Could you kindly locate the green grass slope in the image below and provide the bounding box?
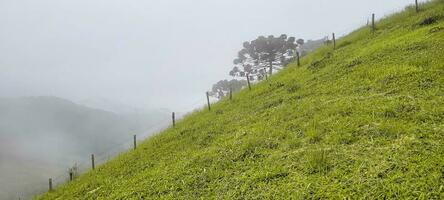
[38,1,444,199]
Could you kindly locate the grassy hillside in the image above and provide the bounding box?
[38,1,444,199]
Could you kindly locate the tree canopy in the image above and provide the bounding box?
[229,34,303,80]
[209,79,247,99]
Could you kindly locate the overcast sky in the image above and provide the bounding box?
[0,0,425,112]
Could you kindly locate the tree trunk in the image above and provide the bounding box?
[269,60,273,75]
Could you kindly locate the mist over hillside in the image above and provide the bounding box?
[36,1,444,198]
[0,96,170,199]
[0,0,434,199]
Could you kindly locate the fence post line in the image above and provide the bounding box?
[133,135,137,150]
[415,0,419,12]
[246,74,251,90]
[296,51,300,66]
[332,33,336,50]
[91,154,95,170]
[172,112,176,127]
[48,178,53,192]
[372,13,376,33]
[229,87,233,100]
[206,92,211,111]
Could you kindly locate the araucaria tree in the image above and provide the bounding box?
[210,79,247,99]
[229,34,303,80]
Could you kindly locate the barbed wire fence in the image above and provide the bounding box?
[14,96,212,199]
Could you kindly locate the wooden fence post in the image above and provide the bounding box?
[48,178,53,191]
[246,74,251,90]
[296,52,300,66]
[172,112,176,127]
[91,154,95,170]
[415,0,419,12]
[206,92,211,111]
[229,88,232,100]
[332,33,336,50]
[133,135,137,150]
[372,13,376,33]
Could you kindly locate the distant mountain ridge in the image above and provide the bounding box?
[0,96,170,199]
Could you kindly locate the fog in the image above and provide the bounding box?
[0,0,424,199]
[0,0,421,111]
[0,96,172,199]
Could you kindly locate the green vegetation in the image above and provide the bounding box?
[38,1,444,199]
